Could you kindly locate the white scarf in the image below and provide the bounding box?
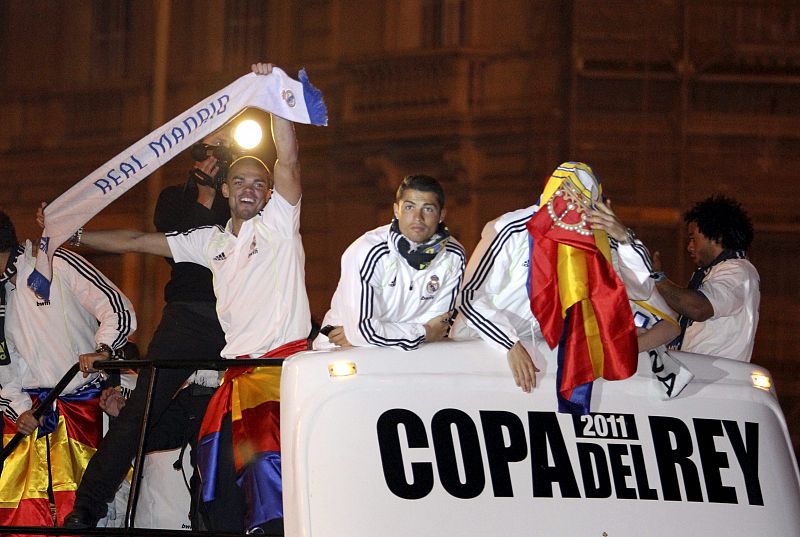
[28,68,327,299]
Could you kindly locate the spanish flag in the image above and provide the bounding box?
[197,339,307,531]
[0,390,101,530]
[527,162,637,414]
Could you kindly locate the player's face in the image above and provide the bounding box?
[222,161,272,221]
[687,222,721,267]
[393,189,445,244]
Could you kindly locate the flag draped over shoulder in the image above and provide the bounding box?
[197,339,307,531]
[527,162,638,414]
[0,391,102,527]
[28,68,328,300]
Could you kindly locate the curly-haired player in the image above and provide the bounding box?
[590,193,760,362]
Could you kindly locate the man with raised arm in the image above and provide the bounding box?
[62,62,309,534]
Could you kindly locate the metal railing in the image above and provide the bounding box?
[0,357,286,536]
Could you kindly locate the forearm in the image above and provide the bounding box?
[271,113,301,202]
[637,320,680,352]
[0,367,32,420]
[353,318,426,350]
[82,229,170,257]
[655,279,714,322]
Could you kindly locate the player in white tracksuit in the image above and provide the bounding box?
[453,162,692,397]
[451,204,555,387]
[314,175,466,350]
[0,239,136,424]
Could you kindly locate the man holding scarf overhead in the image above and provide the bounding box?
[59,62,319,534]
[0,211,136,528]
[452,162,639,414]
[313,174,465,351]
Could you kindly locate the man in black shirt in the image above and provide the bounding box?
[65,133,231,529]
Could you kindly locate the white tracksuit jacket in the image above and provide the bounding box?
[0,241,136,421]
[314,224,466,351]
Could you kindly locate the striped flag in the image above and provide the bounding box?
[196,339,307,531]
[0,391,102,527]
[527,162,638,414]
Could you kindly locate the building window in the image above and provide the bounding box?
[225,0,267,67]
[91,0,129,79]
[423,0,468,49]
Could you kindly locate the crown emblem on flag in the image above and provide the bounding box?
[545,176,594,237]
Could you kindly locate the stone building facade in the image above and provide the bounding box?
[1,0,798,455]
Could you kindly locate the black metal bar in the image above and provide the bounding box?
[0,526,279,536]
[92,358,286,371]
[0,357,289,533]
[124,362,157,531]
[0,363,81,471]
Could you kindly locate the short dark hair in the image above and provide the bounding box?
[227,156,273,187]
[395,175,445,209]
[684,195,754,251]
[0,211,18,253]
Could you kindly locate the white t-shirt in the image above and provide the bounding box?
[166,191,311,359]
[682,259,760,362]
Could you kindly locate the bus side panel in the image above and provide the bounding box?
[282,344,800,537]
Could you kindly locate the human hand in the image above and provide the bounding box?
[652,250,663,272]
[251,62,275,76]
[587,199,629,243]
[507,342,539,393]
[16,409,42,436]
[424,311,452,342]
[193,154,220,181]
[99,387,126,417]
[327,326,353,348]
[78,350,108,378]
[36,202,47,229]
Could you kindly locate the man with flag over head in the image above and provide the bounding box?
[451,162,642,414]
[313,174,465,351]
[57,62,310,535]
[0,211,135,528]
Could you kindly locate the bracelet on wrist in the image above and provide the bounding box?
[650,271,667,283]
[69,227,84,247]
[95,343,113,358]
[618,227,636,245]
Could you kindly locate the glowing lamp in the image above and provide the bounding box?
[328,361,357,378]
[233,119,263,149]
[751,372,772,391]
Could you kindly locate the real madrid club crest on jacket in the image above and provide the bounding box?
[314,223,466,351]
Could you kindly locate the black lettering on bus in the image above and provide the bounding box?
[649,416,703,502]
[694,418,737,504]
[630,444,658,500]
[431,409,485,499]
[576,443,611,498]
[724,421,763,506]
[529,412,580,498]
[479,410,527,497]
[608,443,637,500]
[377,409,433,500]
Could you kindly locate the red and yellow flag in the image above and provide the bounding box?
[527,162,637,414]
[0,394,101,530]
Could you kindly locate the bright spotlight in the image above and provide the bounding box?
[233,119,263,150]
